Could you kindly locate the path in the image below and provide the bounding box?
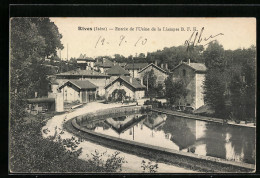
[42,102,196,173]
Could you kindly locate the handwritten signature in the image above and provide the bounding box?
[95,35,147,48]
[184,27,224,51]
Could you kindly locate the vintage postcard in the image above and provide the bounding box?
[9,17,256,173]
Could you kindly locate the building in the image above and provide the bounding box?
[125,63,148,78]
[171,60,207,109]
[105,64,130,80]
[54,68,110,96]
[104,76,146,100]
[94,58,114,73]
[138,63,169,86]
[59,80,98,103]
[77,54,96,70]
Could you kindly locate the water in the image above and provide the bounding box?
[81,112,255,164]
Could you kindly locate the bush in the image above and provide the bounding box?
[9,114,127,173]
[144,99,162,108]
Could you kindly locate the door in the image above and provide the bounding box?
[82,91,86,103]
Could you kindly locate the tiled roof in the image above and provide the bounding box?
[105,76,146,90]
[56,69,109,77]
[60,80,98,90]
[173,62,207,73]
[125,63,148,70]
[138,63,168,74]
[105,65,130,76]
[95,58,114,68]
[188,63,207,72]
[77,54,95,61]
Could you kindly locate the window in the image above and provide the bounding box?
[183,69,186,77]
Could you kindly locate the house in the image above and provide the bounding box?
[171,60,207,109]
[77,54,96,70]
[125,63,148,78]
[138,63,169,86]
[55,68,110,96]
[105,64,130,81]
[104,76,146,100]
[59,80,98,103]
[94,58,114,73]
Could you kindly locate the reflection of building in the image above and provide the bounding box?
[143,114,167,129]
[171,60,207,109]
[105,115,146,134]
[59,80,97,103]
[104,76,146,100]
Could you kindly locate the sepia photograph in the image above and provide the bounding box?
[9,17,256,173]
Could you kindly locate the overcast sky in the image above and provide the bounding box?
[50,18,256,60]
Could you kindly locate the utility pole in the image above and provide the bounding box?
[59,49,62,72]
[67,43,69,71]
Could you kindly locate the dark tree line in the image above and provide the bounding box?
[10,17,64,120]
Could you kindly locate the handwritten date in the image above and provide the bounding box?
[95,35,147,48]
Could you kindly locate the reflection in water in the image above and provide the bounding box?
[82,112,255,164]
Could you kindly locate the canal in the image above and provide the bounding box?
[81,112,255,165]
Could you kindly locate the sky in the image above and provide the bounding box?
[50,18,256,60]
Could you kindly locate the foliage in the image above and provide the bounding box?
[144,99,162,108]
[111,89,126,102]
[141,160,158,173]
[143,69,157,97]
[10,17,64,119]
[86,150,127,172]
[204,69,226,118]
[164,74,187,105]
[9,114,126,173]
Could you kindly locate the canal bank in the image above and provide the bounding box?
[43,102,196,173]
[151,108,256,128]
[66,106,255,173]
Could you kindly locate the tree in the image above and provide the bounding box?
[204,70,226,118]
[30,18,64,58]
[203,41,225,70]
[10,17,64,120]
[203,41,226,118]
[143,69,157,98]
[164,75,187,106]
[230,73,246,122]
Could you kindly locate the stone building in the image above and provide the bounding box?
[94,58,114,73]
[105,64,130,81]
[125,63,148,78]
[138,63,169,86]
[77,54,96,70]
[59,80,97,103]
[54,69,110,96]
[171,60,207,109]
[104,76,146,100]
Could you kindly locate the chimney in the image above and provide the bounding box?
[155,60,158,66]
[165,63,168,70]
[35,92,38,98]
[188,59,191,65]
[161,63,163,69]
[114,60,116,66]
[140,78,143,85]
[129,77,133,83]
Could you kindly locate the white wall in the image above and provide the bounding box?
[195,73,205,109]
[62,85,80,102]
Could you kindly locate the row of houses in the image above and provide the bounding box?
[48,55,207,110]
